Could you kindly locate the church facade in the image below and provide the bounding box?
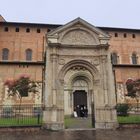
[0,15,140,129]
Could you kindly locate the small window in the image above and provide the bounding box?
[115,33,118,37]
[26,28,30,33]
[47,29,51,32]
[2,48,9,60]
[25,49,32,61]
[4,27,8,32]
[124,33,127,38]
[37,28,40,33]
[131,53,137,64]
[111,53,118,64]
[132,34,135,38]
[15,28,19,32]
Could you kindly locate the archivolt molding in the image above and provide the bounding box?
[69,72,93,89]
[58,59,99,82]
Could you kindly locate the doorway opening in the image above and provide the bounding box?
[73,90,88,117]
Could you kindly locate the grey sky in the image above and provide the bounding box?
[0,0,140,29]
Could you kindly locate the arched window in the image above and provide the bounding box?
[26,49,32,61]
[111,53,118,64]
[2,48,9,60]
[131,53,137,64]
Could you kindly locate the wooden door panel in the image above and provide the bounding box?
[73,90,87,108]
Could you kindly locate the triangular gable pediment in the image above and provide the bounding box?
[47,18,110,46]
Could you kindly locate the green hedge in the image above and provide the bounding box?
[116,104,129,116]
[118,115,140,123]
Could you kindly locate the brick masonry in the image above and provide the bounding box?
[0,16,140,105]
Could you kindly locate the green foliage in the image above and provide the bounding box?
[116,104,129,116]
[118,115,140,124]
[126,78,140,98]
[4,74,39,100]
[0,117,42,126]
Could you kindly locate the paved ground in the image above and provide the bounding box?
[0,129,140,140]
[65,117,92,129]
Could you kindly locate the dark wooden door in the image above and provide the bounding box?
[73,90,87,108]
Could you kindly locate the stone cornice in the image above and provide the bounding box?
[48,43,109,49]
[113,64,140,68]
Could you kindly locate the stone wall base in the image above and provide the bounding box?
[43,107,64,130]
[95,122,119,129]
[42,122,64,131]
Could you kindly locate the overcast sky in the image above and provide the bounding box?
[0,0,140,29]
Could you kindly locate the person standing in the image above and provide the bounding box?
[73,107,78,117]
[76,105,80,117]
[84,106,88,117]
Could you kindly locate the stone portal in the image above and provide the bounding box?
[43,18,118,130]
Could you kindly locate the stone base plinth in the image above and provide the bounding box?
[42,122,64,130]
[95,122,119,129]
[43,107,64,130]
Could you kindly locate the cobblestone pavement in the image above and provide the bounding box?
[0,129,140,140]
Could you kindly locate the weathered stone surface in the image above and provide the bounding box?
[44,18,118,130]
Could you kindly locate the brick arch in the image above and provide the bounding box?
[111,51,119,64]
[2,48,9,60]
[25,48,32,61]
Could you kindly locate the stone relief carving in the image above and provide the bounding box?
[59,59,65,65]
[61,29,98,45]
[101,55,108,63]
[70,66,86,71]
[91,58,100,66]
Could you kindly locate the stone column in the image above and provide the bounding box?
[101,55,109,105]
[43,45,64,130]
[95,55,118,129]
[51,52,57,106]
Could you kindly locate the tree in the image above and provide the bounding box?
[4,74,39,105]
[126,78,140,110]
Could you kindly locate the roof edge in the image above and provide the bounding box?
[0,18,140,32]
[0,15,6,22]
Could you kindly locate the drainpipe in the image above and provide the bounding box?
[41,36,46,107]
[113,67,117,104]
[111,54,117,104]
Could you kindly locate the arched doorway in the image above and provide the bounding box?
[64,76,94,128]
[44,57,118,129]
[73,90,87,117]
[72,78,88,117]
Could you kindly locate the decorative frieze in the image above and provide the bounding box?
[70,66,86,71]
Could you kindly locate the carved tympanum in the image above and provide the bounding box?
[61,29,98,45]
